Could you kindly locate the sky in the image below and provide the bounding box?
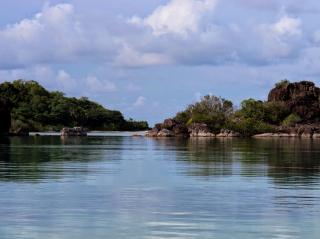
[0,0,320,125]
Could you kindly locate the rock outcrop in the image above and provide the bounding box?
[217,129,241,137]
[253,124,320,138]
[61,127,88,136]
[145,119,240,138]
[188,123,215,137]
[145,119,188,137]
[268,81,320,122]
[0,98,11,135]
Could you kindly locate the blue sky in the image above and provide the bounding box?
[0,0,320,125]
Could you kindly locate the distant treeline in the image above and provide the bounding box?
[0,80,148,132]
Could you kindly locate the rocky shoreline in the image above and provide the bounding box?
[144,118,243,138]
[145,118,320,139]
[145,119,320,139]
[146,80,320,139]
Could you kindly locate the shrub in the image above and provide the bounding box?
[282,113,301,127]
[237,99,289,125]
[263,102,290,124]
[174,95,234,133]
[174,110,191,125]
[275,79,290,88]
[226,117,275,136]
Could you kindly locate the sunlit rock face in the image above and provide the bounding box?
[268,81,320,122]
[0,98,11,134]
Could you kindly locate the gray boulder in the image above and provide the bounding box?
[188,123,215,137]
[61,127,88,136]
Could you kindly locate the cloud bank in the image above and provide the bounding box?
[0,0,320,124]
[0,0,317,69]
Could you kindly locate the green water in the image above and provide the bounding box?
[0,135,320,238]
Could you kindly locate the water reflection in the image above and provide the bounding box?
[0,136,125,182]
[1,136,320,185]
[153,138,320,186]
[1,136,320,238]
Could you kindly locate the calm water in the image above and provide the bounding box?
[0,135,320,239]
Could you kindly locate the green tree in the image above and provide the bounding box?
[174,95,234,133]
[0,80,148,132]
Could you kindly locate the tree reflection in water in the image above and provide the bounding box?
[0,136,124,182]
[157,137,320,186]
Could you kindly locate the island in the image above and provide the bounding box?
[0,80,149,136]
[146,80,320,138]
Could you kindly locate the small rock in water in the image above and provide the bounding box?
[61,127,87,136]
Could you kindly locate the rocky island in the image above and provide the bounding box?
[146,80,320,138]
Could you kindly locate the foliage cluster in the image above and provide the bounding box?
[0,97,11,134]
[0,80,148,132]
[174,95,233,133]
[275,79,290,88]
[174,81,300,136]
[282,113,302,127]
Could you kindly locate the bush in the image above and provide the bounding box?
[174,111,191,125]
[237,99,289,125]
[238,99,265,121]
[275,79,290,88]
[282,114,301,127]
[174,95,234,133]
[0,98,11,134]
[123,119,149,131]
[226,117,275,136]
[263,102,290,124]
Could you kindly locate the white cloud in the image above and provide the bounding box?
[0,66,79,93]
[115,44,172,67]
[271,16,301,36]
[129,0,217,36]
[255,16,303,60]
[0,3,116,69]
[125,2,306,67]
[56,70,77,91]
[0,1,314,71]
[85,76,117,93]
[133,96,146,107]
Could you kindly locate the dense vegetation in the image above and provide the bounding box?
[0,80,148,132]
[0,97,11,134]
[173,80,309,136]
[174,95,233,133]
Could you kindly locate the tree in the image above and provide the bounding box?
[174,95,234,133]
[0,80,148,132]
[0,98,11,134]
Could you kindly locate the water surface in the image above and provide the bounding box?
[0,135,320,238]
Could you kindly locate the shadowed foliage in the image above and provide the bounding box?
[0,97,11,134]
[0,80,148,132]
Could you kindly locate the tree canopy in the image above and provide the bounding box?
[0,80,148,132]
[174,95,233,133]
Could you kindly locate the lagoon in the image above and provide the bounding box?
[0,135,320,238]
